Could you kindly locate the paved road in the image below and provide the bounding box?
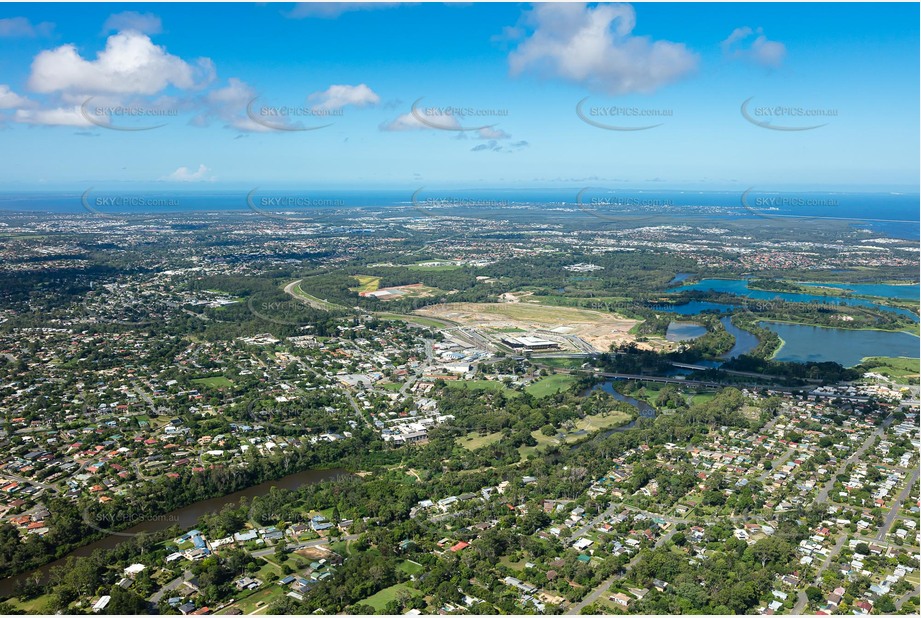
[343,391,373,430]
[895,586,920,611]
[149,569,193,603]
[566,529,677,614]
[876,466,920,541]
[792,532,848,614]
[567,502,621,543]
[0,471,60,494]
[758,446,797,483]
[813,414,894,506]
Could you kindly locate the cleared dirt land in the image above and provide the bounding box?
[415,301,641,352]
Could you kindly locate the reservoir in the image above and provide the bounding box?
[0,467,348,598]
[759,322,920,367]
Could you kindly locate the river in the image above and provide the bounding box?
[0,467,348,598]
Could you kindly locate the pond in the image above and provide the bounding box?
[666,321,707,342]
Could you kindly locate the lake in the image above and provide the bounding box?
[677,278,919,322]
[760,321,920,367]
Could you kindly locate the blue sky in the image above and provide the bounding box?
[0,2,918,191]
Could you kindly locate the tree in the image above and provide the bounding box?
[806,586,823,604]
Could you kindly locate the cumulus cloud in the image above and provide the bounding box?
[286,2,404,19]
[722,27,786,68]
[308,83,380,111]
[380,111,461,132]
[28,30,214,95]
[14,106,91,127]
[508,3,697,95]
[476,126,510,140]
[0,85,32,109]
[0,17,53,38]
[161,164,213,182]
[103,11,163,35]
[193,77,273,132]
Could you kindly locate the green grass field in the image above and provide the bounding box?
[459,430,505,451]
[359,583,421,611]
[859,356,920,379]
[227,583,286,614]
[447,379,520,396]
[525,374,578,397]
[530,409,632,447]
[535,357,588,370]
[398,560,425,576]
[193,376,234,389]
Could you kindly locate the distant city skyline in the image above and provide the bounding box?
[0,2,918,190]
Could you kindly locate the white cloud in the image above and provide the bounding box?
[0,17,53,38]
[103,11,163,35]
[722,27,786,68]
[380,111,461,132]
[28,31,214,95]
[286,3,404,19]
[476,127,509,140]
[508,3,697,95]
[0,85,32,109]
[308,83,379,111]
[14,106,91,127]
[161,164,213,182]
[195,78,281,132]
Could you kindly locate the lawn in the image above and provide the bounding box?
[447,379,520,396]
[360,583,421,611]
[193,376,234,389]
[458,430,505,451]
[7,594,52,613]
[526,374,578,397]
[398,560,425,576]
[228,583,286,614]
[379,382,403,392]
[859,356,920,379]
[535,357,588,370]
[529,410,632,447]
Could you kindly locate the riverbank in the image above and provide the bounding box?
[0,467,348,599]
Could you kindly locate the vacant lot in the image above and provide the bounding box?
[415,301,641,352]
